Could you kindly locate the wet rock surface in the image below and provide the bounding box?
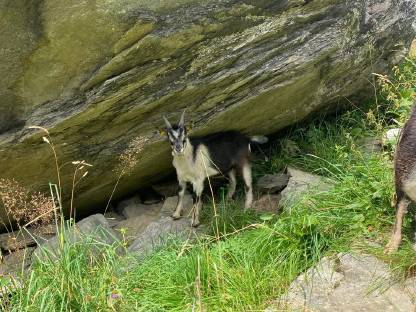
[0,0,414,224]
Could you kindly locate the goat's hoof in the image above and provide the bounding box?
[191,221,200,228]
[171,213,182,220]
[384,241,399,254]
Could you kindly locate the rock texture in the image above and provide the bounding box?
[279,167,333,207]
[267,253,416,312]
[34,214,121,261]
[0,0,415,224]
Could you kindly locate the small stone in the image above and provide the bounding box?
[256,174,289,193]
[160,194,193,217]
[252,194,281,213]
[104,210,126,228]
[383,128,401,145]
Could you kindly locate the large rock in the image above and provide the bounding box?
[0,0,415,226]
[267,253,416,311]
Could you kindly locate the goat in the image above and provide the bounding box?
[163,111,268,227]
[385,106,416,254]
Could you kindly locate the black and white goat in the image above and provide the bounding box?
[385,106,416,254]
[164,111,267,227]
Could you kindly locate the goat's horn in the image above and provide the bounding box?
[179,109,186,127]
[163,116,172,129]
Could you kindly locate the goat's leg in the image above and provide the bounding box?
[191,180,204,227]
[242,162,253,209]
[172,179,186,220]
[385,195,410,254]
[227,169,237,200]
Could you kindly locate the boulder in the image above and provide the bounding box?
[279,167,333,207]
[0,0,414,227]
[256,174,289,194]
[266,253,416,312]
[34,214,121,261]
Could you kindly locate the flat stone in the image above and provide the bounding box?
[267,253,416,312]
[0,224,56,251]
[117,195,163,219]
[160,194,193,217]
[252,194,281,213]
[128,216,199,255]
[256,174,289,193]
[279,167,333,208]
[114,213,160,242]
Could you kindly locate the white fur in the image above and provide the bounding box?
[172,139,219,183]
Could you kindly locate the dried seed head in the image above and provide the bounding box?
[0,178,55,226]
[117,136,149,175]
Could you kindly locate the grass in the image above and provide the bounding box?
[3,57,416,311]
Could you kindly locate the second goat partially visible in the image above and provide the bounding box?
[385,105,416,254]
[163,111,268,227]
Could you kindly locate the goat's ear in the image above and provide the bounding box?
[163,116,172,129]
[178,109,186,128]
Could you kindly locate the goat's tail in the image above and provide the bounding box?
[250,135,268,144]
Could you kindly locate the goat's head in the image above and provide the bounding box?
[163,110,188,155]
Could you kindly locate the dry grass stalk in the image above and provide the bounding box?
[0,178,55,228]
[116,136,149,176]
[105,136,149,214]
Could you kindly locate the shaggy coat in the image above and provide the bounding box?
[385,105,416,253]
